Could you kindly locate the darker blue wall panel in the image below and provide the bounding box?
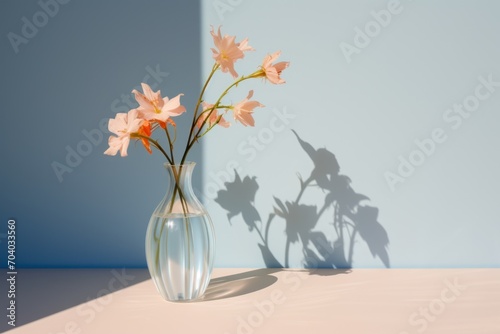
[0,0,202,267]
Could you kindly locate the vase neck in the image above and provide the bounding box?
[164,163,195,190]
[159,162,204,216]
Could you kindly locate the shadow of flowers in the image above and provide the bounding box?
[215,130,390,269]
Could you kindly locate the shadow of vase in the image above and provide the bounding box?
[201,268,281,301]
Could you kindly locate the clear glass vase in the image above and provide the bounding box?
[145,162,215,302]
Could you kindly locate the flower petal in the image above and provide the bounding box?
[235,111,255,127]
[162,94,186,116]
[119,137,130,157]
[238,38,254,53]
[218,115,231,128]
[261,51,289,84]
[104,136,120,156]
[274,61,289,73]
[132,89,154,112]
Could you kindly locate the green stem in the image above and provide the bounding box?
[132,133,190,216]
[132,134,173,165]
[164,126,175,165]
[196,115,223,139]
[168,164,189,215]
[181,63,220,164]
[180,70,262,165]
[130,135,189,217]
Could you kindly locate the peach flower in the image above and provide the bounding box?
[104,109,143,157]
[210,26,252,78]
[261,51,289,84]
[232,90,264,127]
[196,102,230,129]
[132,83,185,128]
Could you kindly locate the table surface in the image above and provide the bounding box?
[2,268,500,334]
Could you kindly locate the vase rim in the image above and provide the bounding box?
[163,161,196,168]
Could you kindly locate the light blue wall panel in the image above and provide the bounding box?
[200,0,500,268]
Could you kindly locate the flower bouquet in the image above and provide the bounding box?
[104,27,289,301]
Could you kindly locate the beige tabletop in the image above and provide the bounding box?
[3,268,500,334]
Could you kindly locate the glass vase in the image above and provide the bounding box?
[145,162,215,302]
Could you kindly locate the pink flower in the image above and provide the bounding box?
[196,102,230,129]
[232,90,264,127]
[261,51,289,84]
[131,83,185,128]
[104,109,143,157]
[210,26,252,78]
[237,38,254,53]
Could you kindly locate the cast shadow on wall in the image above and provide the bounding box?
[215,130,390,269]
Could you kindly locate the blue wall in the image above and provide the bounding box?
[200,0,500,268]
[0,0,202,267]
[1,0,499,268]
